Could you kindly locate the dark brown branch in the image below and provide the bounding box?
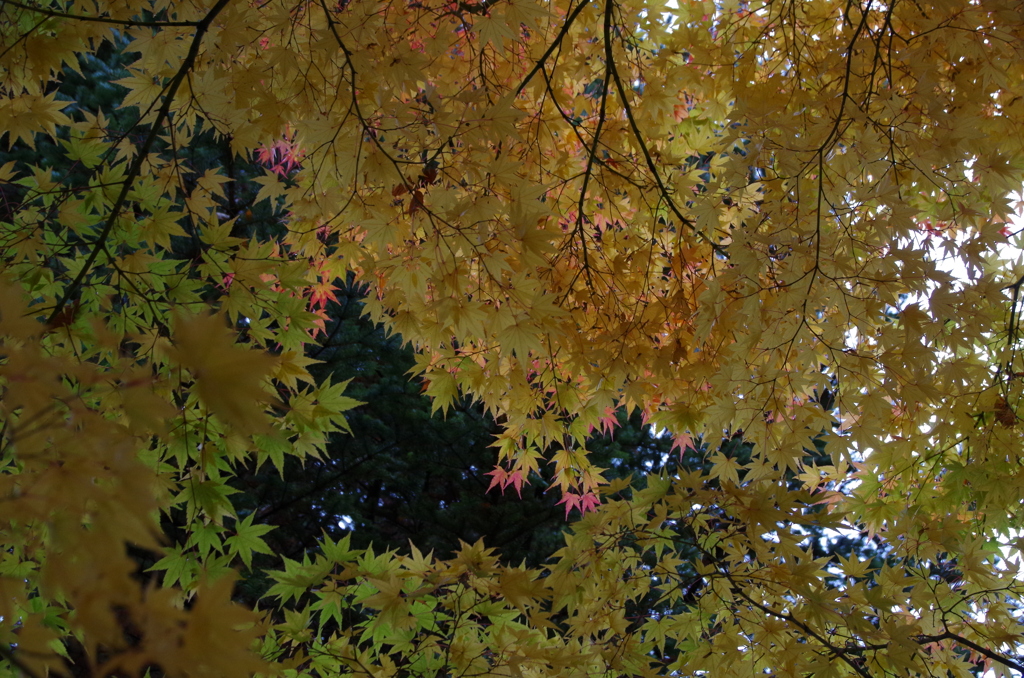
[514,0,593,97]
[603,21,725,256]
[45,0,232,326]
[920,630,1024,675]
[727,584,875,678]
[0,0,201,27]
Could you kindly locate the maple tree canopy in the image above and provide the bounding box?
[2,0,1024,674]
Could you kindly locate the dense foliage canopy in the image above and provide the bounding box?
[2,0,1024,675]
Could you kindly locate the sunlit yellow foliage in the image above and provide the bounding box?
[2,0,1024,674]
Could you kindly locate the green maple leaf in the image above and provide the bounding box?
[226,514,275,569]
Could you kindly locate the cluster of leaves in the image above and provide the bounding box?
[233,276,687,574]
[3,0,1024,675]
[0,1,361,671]
[0,285,276,676]
[260,470,1024,678]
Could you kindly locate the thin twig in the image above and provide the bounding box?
[46,0,233,325]
[0,0,201,27]
[514,0,593,97]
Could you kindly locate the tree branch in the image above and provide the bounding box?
[920,630,1024,675]
[45,0,232,325]
[0,0,201,27]
[514,0,593,97]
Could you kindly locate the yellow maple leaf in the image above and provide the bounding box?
[169,312,276,433]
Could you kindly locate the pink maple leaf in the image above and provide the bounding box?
[485,466,526,498]
[555,490,601,518]
[671,432,695,458]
